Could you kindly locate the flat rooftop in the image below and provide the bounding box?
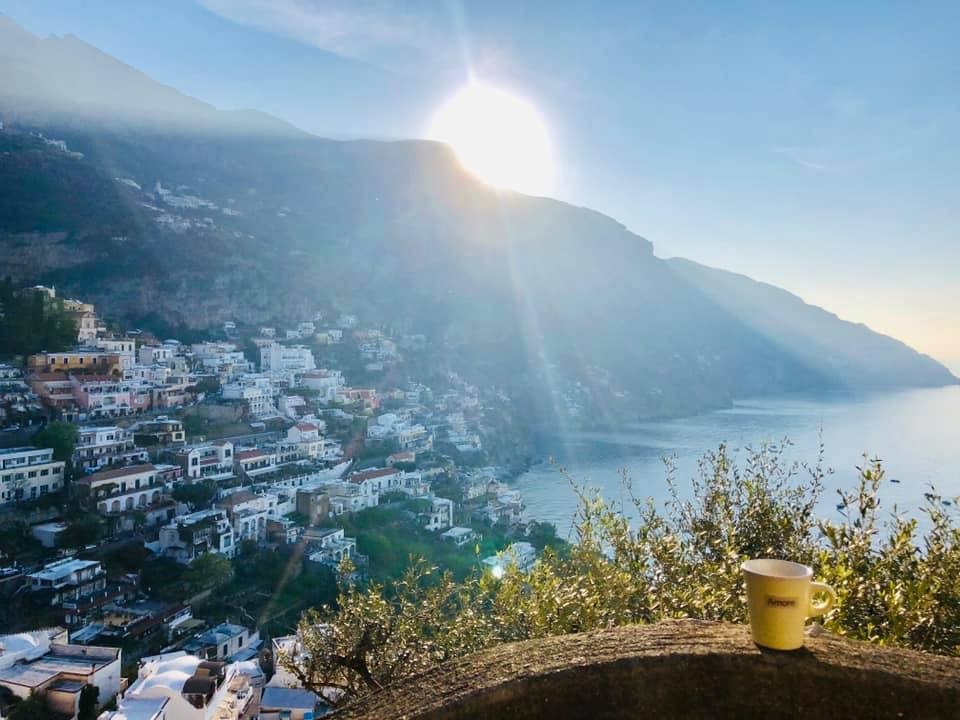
[27,558,101,581]
[0,446,49,455]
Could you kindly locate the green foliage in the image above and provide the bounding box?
[0,519,43,560]
[288,443,960,708]
[0,280,78,358]
[8,693,48,720]
[181,414,207,439]
[338,504,481,581]
[817,459,960,652]
[141,559,189,599]
[190,376,221,396]
[32,421,78,463]
[57,514,104,549]
[77,684,99,720]
[185,552,233,592]
[171,480,217,510]
[525,521,563,552]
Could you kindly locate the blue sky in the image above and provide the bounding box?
[3,0,958,370]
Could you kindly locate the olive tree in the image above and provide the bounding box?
[285,443,959,708]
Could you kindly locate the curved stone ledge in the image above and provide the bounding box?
[334,620,960,720]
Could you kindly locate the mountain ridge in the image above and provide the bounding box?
[0,14,954,427]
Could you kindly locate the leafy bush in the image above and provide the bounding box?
[32,421,78,463]
[287,443,960,708]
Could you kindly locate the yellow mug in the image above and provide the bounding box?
[742,558,836,650]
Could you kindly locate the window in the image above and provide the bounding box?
[223,644,228,657]
[40,469,49,476]
[28,471,37,478]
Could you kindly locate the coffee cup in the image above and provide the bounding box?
[742,558,836,650]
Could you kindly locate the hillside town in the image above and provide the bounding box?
[0,285,553,720]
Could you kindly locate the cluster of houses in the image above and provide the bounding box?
[0,288,545,719]
[0,623,325,719]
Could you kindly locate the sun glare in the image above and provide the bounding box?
[427,83,554,196]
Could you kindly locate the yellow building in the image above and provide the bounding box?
[27,350,122,376]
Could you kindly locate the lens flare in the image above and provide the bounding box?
[427,83,555,196]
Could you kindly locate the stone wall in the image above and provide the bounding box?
[334,620,960,720]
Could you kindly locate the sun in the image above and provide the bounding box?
[427,83,554,196]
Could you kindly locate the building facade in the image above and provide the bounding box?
[0,446,65,504]
[73,425,148,473]
[158,510,236,564]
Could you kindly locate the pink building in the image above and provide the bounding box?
[71,376,135,419]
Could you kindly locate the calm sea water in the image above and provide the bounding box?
[515,386,960,539]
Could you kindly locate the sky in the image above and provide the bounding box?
[3,0,959,372]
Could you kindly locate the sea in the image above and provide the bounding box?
[514,385,960,539]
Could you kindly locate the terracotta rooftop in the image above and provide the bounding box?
[217,491,259,508]
[80,464,157,483]
[235,449,266,461]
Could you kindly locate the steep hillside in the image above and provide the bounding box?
[0,15,954,426]
[668,258,957,389]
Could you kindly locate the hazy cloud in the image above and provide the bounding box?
[196,0,447,65]
[774,146,842,175]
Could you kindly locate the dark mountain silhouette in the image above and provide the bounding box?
[0,15,954,425]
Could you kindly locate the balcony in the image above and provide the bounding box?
[334,620,959,720]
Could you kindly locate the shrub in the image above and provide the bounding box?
[287,442,960,708]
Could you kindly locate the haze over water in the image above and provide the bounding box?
[516,386,960,539]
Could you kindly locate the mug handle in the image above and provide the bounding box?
[808,581,836,618]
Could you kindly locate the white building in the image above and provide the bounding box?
[73,425,148,473]
[442,526,479,548]
[103,652,254,720]
[76,463,168,519]
[346,467,404,500]
[0,628,121,717]
[139,343,177,366]
[176,441,234,481]
[296,321,316,337]
[123,363,172,384]
[306,528,356,567]
[182,622,261,662]
[233,448,276,478]
[0,446,65,504]
[278,394,307,419]
[191,342,253,380]
[421,496,455,532]
[31,521,68,548]
[260,687,323,720]
[325,483,379,515]
[286,422,340,461]
[158,510,236,564]
[482,541,538,575]
[260,342,316,373]
[26,557,107,606]
[397,423,432,451]
[222,378,276,419]
[217,490,278,542]
[96,338,137,370]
